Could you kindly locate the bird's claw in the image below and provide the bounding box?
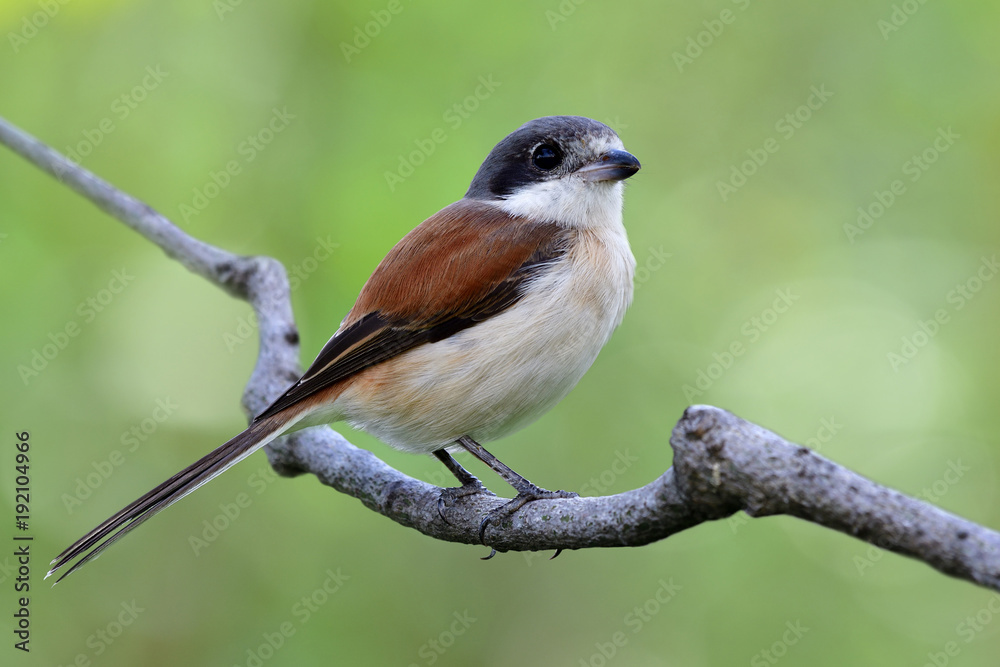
[477,487,579,545]
[436,480,494,524]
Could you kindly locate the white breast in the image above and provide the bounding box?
[333,222,636,454]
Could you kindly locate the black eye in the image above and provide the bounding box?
[531,144,562,171]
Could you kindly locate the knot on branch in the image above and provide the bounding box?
[670,405,835,520]
[670,405,746,521]
[213,255,272,300]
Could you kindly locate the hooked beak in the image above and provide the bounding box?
[575,149,641,182]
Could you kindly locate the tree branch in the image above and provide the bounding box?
[4,115,998,592]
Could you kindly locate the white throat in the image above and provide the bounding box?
[492,179,626,230]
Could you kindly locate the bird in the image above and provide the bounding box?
[48,115,641,582]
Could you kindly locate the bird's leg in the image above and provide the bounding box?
[433,448,494,523]
[456,436,578,546]
[434,448,482,487]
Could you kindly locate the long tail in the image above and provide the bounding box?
[47,414,293,583]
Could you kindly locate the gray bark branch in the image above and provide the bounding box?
[3,115,998,592]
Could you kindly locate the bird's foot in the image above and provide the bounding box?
[437,479,495,524]
[478,485,579,545]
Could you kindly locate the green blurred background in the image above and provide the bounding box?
[2,0,999,665]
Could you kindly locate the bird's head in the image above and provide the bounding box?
[465,116,641,228]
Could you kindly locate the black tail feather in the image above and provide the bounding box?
[48,417,285,583]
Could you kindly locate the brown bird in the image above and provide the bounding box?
[49,115,641,581]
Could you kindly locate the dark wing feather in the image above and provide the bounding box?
[254,314,426,420]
